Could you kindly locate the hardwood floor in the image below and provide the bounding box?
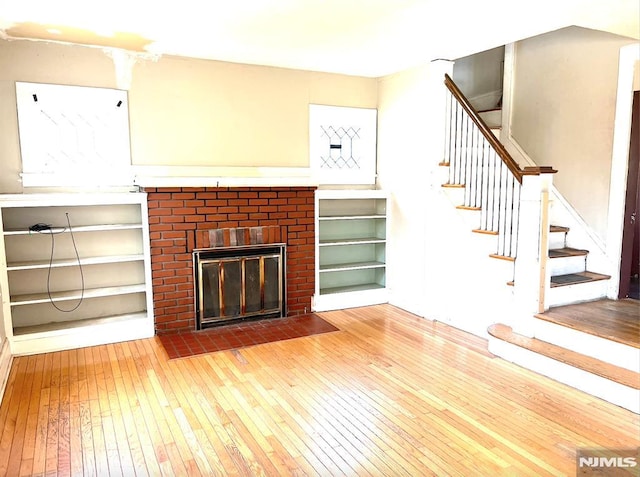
[0,304,638,476]
[536,298,640,348]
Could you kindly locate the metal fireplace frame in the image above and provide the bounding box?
[193,243,286,329]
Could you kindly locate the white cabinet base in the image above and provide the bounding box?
[9,313,153,356]
[0,339,12,400]
[313,287,390,312]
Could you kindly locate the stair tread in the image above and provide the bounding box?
[473,229,498,236]
[489,253,515,262]
[550,225,570,233]
[441,183,465,188]
[456,205,482,211]
[548,247,589,258]
[550,271,611,288]
[488,323,640,389]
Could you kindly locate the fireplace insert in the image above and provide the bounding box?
[193,244,286,329]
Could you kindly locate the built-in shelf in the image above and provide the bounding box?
[3,223,143,235]
[0,192,154,355]
[7,254,144,271]
[314,190,389,312]
[320,283,386,295]
[319,237,386,246]
[10,284,147,306]
[319,214,386,221]
[319,261,385,273]
[12,312,148,337]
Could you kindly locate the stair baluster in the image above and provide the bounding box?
[443,77,521,259]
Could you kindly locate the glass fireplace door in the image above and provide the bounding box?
[196,248,284,326]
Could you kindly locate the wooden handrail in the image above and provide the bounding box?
[444,74,556,183]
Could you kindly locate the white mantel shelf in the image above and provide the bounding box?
[132,166,318,188]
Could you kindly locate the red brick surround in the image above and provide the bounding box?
[144,187,316,334]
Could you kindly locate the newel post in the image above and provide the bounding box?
[512,167,556,337]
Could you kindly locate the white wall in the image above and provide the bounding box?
[510,26,636,242]
[376,63,435,317]
[0,39,378,192]
[452,46,505,111]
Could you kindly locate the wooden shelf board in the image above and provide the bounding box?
[319,283,385,295]
[10,283,147,306]
[319,261,385,273]
[316,189,388,200]
[12,311,149,337]
[319,214,386,221]
[319,237,386,246]
[3,223,143,236]
[7,254,144,271]
[488,323,639,389]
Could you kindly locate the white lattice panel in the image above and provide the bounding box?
[309,104,377,185]
[16,82,132,187]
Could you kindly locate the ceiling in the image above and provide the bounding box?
[0,0,638,77]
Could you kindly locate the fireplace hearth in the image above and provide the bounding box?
[193,244,286,329]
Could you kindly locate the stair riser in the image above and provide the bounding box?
[548,233,567,250]
[549,255,587,276]
[489,339,640,414]
[533,319,640,372]
[547,279,609,308]
[478,110,502,128]
[441,186,466,206]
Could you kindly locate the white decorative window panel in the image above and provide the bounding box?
[309,104,377,185]
[16,82,132,187]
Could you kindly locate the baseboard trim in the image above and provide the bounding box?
[0,338,13,403]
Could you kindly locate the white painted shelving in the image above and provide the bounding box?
[313,189,390,312]
[0,192,154,355]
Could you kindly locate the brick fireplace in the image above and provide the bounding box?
[144,186,316,334]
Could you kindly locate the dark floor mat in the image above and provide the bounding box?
[551,274,592,285]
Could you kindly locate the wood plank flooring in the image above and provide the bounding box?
[0,304,639,476]
[536,298,640,348]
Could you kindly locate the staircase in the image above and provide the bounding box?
[442,74,611,303]
[442,73,639,413]
[546,225,611,306]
